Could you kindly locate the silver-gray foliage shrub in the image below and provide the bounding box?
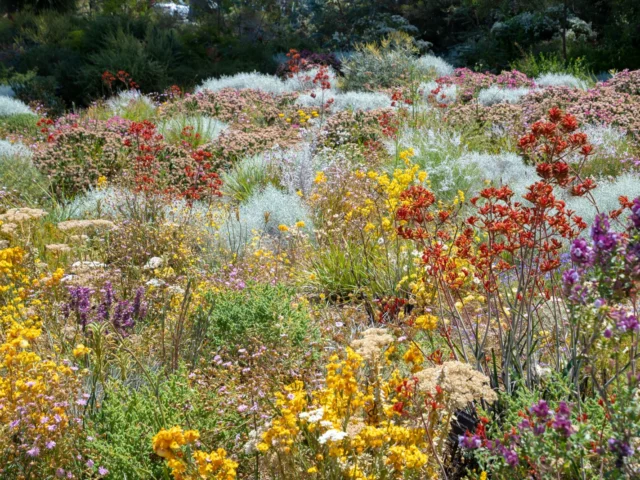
[222,186,312,250]
[0,139,32,159]
[266,141,328,196]
[535,73,588,90]
[414,54,454,78]
[296,90,390,112]
[477,86,532,106]
[105,90,156,115]
[196,72,289,95]
[420,81,458,105]
[0,96,33,117]
[563,174,640,232]
[159,115,229,143]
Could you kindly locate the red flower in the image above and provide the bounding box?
[548,107,563,122]
[560,114,578,132]
[580,144,593,156]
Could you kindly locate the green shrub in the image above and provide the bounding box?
[510,51,594,81]
[201,283,314,352]
[86,372,240,479]
[0,147,51,207]
[221,154,276,203]
[9,71,66,115]
[80,28,169,99]
[341,31,429,91]
[0,113,39,137]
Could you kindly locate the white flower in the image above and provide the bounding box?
[299,407,324,423]
[318,429,348,444]
[71,261,106,271]
[146,279,166,288]
[167,285,185,296]
[144,256,164,270]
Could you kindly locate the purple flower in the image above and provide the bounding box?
[86,459,95,468]
[65,286,93,329]
[27,446,40,457]
[132,287,147,320]
[552,402,573,437]
[609,438,634,457]
[112,300,135,333]
[46,440,56,449]
[570,238,593,265]
[591,214,618,254]
[500,446,519,467]
[97,282,114,322]
[98,466,109,476]
[556,401,571,416]
[518,419,531,430]
[612,309,640,332]
[458,434,482,449]
[533,424,546,436]
[630,198,640,229]
[530,400,550,420]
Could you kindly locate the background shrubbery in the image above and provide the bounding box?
[1,0,639,112]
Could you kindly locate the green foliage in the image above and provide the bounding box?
[159,114,228,148]
[86,372,240,479]
[201,282,313,351]
[221,154,277,203]
[9,71,66,115]
[511,52,594,81]
[0,150,51,207]
[80,28,170,99]
[341,32,428,92]
[0,113,39,137]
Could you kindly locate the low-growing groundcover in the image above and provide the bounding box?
[2,38,640,480]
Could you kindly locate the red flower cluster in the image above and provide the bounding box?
[312,66,332,91]
[283,49,304,76]
[390,90,414,107]
[182,149,223,205]
[518,107,596,195]
[125,121,164,193]
[376,296,408,323]
[102,70,138,91]
[394,180,586,295]
[377,111,399,139]
[466,182,585,292]
[425,85,450,109]
[37,118,55,141]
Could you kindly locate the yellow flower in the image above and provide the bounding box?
[278,224,289,232]
[278,113,285,117]
[295,221,306,228]
[72,344,91,358]
[403,343,425,372]
[307,466,318,473]
[96,175,108,189]
[314,171,327,184]
[479,472,488,480]
[414,314,438,331]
